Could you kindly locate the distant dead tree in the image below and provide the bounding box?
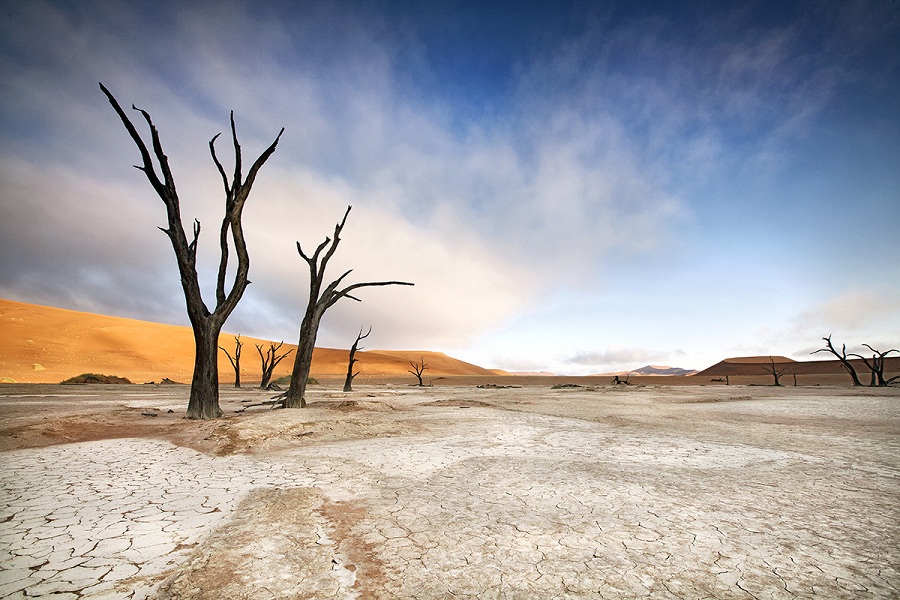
[812,335,862,386]
[257,341,293,389]
[101,84,283,419]
[611,374,631,385]
[284,206,413,408]
[219,335,243,388]
[762,356,786,386]
[344,326,372,392]
[849,344,899,387]
[408,357,428,386]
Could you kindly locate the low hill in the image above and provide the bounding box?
[695,355,900,379]
[0,299,496,384]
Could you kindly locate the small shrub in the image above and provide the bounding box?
[272,375,318,386]
[61,373,132,385]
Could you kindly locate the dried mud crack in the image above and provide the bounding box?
[157,488,360,600]
[1,384,898,598]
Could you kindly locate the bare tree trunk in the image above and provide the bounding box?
[812,335,862,386]
[284,206,413,408]
[850,345,899,387]
[220,335,242,388]
[611,374,631,385]
[188,320,223,419]
[257,342,292,389]
[344,326,371,392]
[286,309,321,408]
[408,357,427,386]
[762,357,786,386]
[100,84,282,419]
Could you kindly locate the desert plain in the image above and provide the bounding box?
[1,381,899,599]
[1,299,899,598]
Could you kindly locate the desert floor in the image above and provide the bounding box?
[1,382,898,599]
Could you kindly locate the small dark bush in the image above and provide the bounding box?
[273,375,318,386]
[61,373,132,385]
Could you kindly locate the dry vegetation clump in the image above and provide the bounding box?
[60,373,132,385]
[272,375,318,387]
[419,399,495,408]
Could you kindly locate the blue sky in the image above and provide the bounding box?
[1,0,898,374]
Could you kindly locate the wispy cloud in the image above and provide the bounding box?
[793,288,900,335]
[566,347,671,369]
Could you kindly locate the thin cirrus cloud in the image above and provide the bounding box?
[566,348,672,369]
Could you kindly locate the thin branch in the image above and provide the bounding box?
[242,126,285,192]
[319,206,352,274]
[848,353,876,369]
[209,133,231,196]
[230,111,242,193]
[99,83,166,198]
[219,347,238,369]
[134,105,177,200]
[321,269,355,302]
[862,344,899,357]
[216,218,230,307]
[188,219,200,261]
[311,237,331,267]
[328,280,414,309]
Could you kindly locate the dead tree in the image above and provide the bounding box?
[257,341,294,389]
[219,334,243,388]
[850,344,899,387]
[762,356,786,386]
[408,357,428,386]
[344,326,372,392]
[611,374,632,385]
[101,84,283,419]
[285,206,413,408]
[812,335,862,386]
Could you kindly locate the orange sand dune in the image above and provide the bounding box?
[0,299,496,384]
[362,350,499,377]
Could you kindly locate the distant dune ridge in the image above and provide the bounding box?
[0,299,495,384]
[694,355,900,379]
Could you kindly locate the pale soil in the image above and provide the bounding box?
[1,382,898,598]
